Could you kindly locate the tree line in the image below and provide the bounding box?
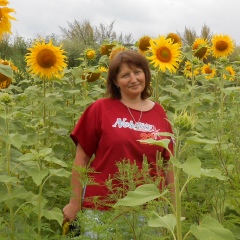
[0,20,239,75]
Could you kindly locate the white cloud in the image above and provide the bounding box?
[9,0,240,44]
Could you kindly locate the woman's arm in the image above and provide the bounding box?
[63,143,90,223]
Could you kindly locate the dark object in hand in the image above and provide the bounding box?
[62,220,81,236]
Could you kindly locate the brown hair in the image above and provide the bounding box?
[106,49,152,99]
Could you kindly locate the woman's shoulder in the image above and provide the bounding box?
[152,101,168,116]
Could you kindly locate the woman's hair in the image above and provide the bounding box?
[106,49,152,99]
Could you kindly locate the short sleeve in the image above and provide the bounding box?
[70,102,101,157]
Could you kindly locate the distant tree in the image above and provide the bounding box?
[117,32,134,46]
[200,24,212,41]
[60,19,134,46]
[60,19,96,46]
[178,24,213,46]
[95,21,117,43]
[0,34,29,73]
[34,33,62,46]
[95,21,134,45]
[61,38,84,67]
[59,19,134,67]
[229,45,240,61]
[178,27,197,46]
[12,35,29,72]
[0,34,12,60]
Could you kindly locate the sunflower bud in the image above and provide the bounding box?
[218,57,229,65]
[84,48,96,60]
[173,110,196,132]
[191,57,201,65]
[35,121,44,130]
[0,93,13,105]
[137,35,151,52]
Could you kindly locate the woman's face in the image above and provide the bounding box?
[116,63,145,99]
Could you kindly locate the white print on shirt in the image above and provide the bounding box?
[112,117,159,135]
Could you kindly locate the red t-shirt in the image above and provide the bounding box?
[71,98,173,210]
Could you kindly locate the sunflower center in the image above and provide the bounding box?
[37,49,57,68]
[205,67,212,74]
[216,40,228,51]
[156,47,172,63]
[86,50,95,59]
[0,73,8,83]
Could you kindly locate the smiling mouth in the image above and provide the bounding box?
[129,85,140,88]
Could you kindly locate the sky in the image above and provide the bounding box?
[9,0,240,45]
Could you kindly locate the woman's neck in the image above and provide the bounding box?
[120,97,143,110]
[120,97,154,111]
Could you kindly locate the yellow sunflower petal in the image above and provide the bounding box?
[0,5,16,38]
[223,66,235,81]
[0,0,9,7]
[202,63,217,80]
[109,45,127,60]
[25,39,67,80]
[166,33,182,47]
[183,61,200,79]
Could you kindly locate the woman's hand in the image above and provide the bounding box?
[62,202,80,223]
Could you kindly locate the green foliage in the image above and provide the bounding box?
[1,22,240,239]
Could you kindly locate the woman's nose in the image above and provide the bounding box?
[129,72,137,81]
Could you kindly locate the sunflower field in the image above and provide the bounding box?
[1,1,240,240]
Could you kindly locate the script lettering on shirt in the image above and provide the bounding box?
[112,118,156,132]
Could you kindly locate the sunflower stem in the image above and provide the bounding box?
[43,79,46,123]
[155,71,162,103]
[190,64,196,114]
[37,183,43,239]
[173,128,183,240]
[5,104,15,239]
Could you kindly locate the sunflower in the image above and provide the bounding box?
[192,38,209,59]
[137,35,151,53]
[223,66,235,81]
[82,71,101,82]
[202,63,217,80]
[84,48,96,60]
[109,45,127,60]
[166,33,182,47]
[100,43,116,56]
[147,36,181,73]
[0,59,18,73]
[211,34,234,58]
[183,61,200,79]
[0,0,16,38]
[25,39,67,80]
[0,59,17,89]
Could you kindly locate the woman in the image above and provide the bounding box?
[63,49,175,229]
